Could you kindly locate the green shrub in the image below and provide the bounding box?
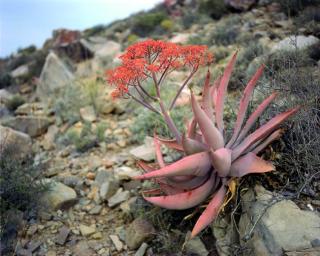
[0,145,48,255]
[127,34,139,45]
[83,24,106,38]
[277,0,320,16]
[160,19,174,31]
[132,11,167,37]
[198,0,228,20]
[17,45,37,55]
[5,95,25,111]
[0,73,13,89]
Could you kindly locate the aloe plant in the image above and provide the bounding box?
[107,40,299,238]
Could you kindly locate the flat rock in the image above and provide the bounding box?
[100,180,119,201]
[272,35,320,52]
[184,232,209,256]
[108,188,130,208]
[134,242,148,256]
[15,102,46,116]
[239,185,320,255]
[73,240,95,256]
[2,116,50,137]
[0,125,32,156]
[10,64,29,78]
[79,224,96,236]
[109,234,123,252]
[129,136,155,162]
[126,218,155,250]
[55,226,70,245]
[37,51,75,99]
[41,180,77,210]
[115,166,141,181]
[80,105,96,122]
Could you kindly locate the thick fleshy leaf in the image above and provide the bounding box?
[191,185,227,238]
[232,92,278,147]
[143,173,216,210]
[134,152,212,180]
[232,107,299,160]
[215,52,237,132]
[166,174,210,190]
[226,65,265,148]
[252,129,283,154]
[156,137,184,151]
[153,135,165,168]
[182,134,208,155]
[229,152,274,177]
[210,76,221,108]
[191,93,224,150]
[137,160,154,173]
[187,118,197,139]
[202,70,214,120]
[210,148,232,177]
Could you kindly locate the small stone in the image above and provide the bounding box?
[79,224,96,236]
[89,205,102,215]
[109,234,123,252]
[126,218,155,250]
[120,197,138,214]
[100,180,119,201]
[92,232,103,240]
[27,225,38,236]
[46,250,56,256]
[134,242,148,256]
[108,188,130,208]
[184,232,209,256]
[115,166,141,181]
[55,226,70,245]
[86,172,96,180]
[129,136,155,162]
[73,240,95,256]
[80,106,96,122]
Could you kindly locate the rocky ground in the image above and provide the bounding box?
[1,1,320,255]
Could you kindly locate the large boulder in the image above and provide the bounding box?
[239,185,320,255]
[2,116,50,137]
[41,180,78,210]
[0,125,32,156]
[37,52,75,99]
[272,35,320,52]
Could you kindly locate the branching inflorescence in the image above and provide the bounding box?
[106,39,299,238]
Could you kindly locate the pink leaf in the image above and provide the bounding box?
[252,129,283,154]
[143,173,216,210]
[232,107,299,160]
[156,137,184,151]
[202,70,214,120]
[182,133,208,155]
[210,148,232,177]
[134,152,212,180]
[230,152,275,177]
[215,52,238,132]
[191,93,224,150]
[187,117,197,139]
[232,92,277,147]
[210,76,221,109]
[166,174,210,190]
[191,185,227,238]
[153,134,165,168]
[226,65,265,148]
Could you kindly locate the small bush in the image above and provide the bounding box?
[83,24,106,38]
[17,45,37,55]
[132,11,167,37]
[160,19,174,31]
[5,95,25,111]
[0,73,13,89]
[198,0,228,20]
[127,34,139,45]
[0,145,48,255]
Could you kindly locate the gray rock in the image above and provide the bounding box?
[37,52,75,99]
[79,224,96,236]
[169,33,191,44]
[239,185,320,255]
[73,240,95,256]
[107,188,130,208]
[225,0,256,11]
[126,218,155,250]
[10,64,29,78]
[184,232,209,256]
[55,226,70,245]
[14,102,46,116]
[2,116,50,137]
[89,205,102,215]
[272,35,320,52]
[109,234,123,252]
[0,89,13,103]
[100,180,119,201]
[130,136,155,162]
[42,180,77,210]
[0,125,32,156]
[134,242,148,256]
[42,124,59,150]
[79,105,96,122]
[115,166,141,181]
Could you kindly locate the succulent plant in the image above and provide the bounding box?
[107,40,299,238]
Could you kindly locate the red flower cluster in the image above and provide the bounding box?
[106,39,213,98]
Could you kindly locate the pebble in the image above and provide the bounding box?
[79,224,96,236]
[109,234,123,252]
[108,188,130,208]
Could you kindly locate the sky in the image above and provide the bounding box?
[0,0,163,57]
